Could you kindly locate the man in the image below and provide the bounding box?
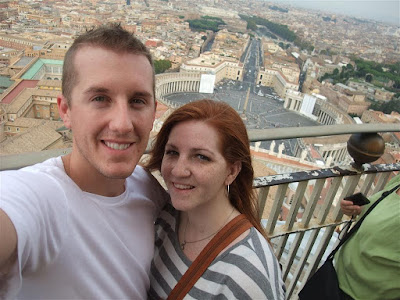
[0,24,168,299]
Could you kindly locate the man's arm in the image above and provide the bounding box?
[0,209,17,275]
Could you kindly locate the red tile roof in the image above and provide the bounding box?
[1,80,39,104]
[155,101,169,119]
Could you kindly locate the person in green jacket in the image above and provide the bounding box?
[335,174,400,300]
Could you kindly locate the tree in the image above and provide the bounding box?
[333,68,339,76]
[247,20,257,31]
[370,99,400,114]
[154,60,172,74]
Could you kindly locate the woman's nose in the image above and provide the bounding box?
[171,157,190,177]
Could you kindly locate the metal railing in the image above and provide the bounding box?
[255,163,399,298]
[1,123,399,299]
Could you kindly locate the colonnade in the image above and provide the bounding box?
[317,109,337,125]
[284,97,302,111]
[157,80,200,98]
[155,72,202,103]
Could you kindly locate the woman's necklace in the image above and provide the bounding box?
[180,207,235,250]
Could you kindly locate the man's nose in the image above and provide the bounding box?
[109,102,134,133]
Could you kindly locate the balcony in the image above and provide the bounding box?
[1,123,399,299]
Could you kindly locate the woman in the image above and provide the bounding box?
[146,99,285,299]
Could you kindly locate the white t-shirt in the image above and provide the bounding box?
[0,157,168,299]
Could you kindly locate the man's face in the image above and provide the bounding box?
[60,46,156,181]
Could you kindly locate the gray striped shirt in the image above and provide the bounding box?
[149,204,286,299]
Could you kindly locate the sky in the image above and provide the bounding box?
[268,1,400,26]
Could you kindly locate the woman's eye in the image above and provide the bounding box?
[197,154,210,161]
[165,150,178,156]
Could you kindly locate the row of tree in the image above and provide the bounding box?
[239,14,296,42]
[239,14,314,52]
[369,99,400,114]
[187,16,226,32]
[319,59,400,92]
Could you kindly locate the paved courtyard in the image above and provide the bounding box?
[164,79,318,156]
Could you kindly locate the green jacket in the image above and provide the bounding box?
[335,174,400,300]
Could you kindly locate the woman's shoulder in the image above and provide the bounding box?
[218,227,277,265]
[210,228,285,299]
[155,202,179,231]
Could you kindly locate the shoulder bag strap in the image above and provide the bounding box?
[329,183,400,259]
[167,214,252,300]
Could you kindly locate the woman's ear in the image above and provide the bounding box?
[225,161,242,185]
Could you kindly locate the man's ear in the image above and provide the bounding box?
[225,161,242,186]
[57,95,71,129]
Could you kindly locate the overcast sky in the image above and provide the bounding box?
[268,1,399,26]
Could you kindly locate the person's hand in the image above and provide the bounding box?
[340,199,362,217]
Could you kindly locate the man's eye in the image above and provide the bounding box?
[130,98,145,105]
[93,96,106,102]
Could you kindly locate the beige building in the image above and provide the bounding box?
[257,47,300,98]
[338,91,370,116]
[375,88,395,101]
[211,30,249,60]
[257,63,300,99]
[180,52,244,83]
[362,110,400,124]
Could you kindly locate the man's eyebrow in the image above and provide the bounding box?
[131,91,153,98]
[83,87,110,95]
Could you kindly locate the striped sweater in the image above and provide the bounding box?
[149,203,286,299]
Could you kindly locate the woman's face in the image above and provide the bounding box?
[161,120,238,212]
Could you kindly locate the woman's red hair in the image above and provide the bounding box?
[146,99,268,240]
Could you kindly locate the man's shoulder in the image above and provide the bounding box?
[1,156,65,188]
[129,165,163,187]
[19,156,63,174]
[126,165,169,205]
[127,165,167,194]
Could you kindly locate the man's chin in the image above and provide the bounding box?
[101,165,137,180]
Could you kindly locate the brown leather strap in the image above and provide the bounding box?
[167,214,252,300]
